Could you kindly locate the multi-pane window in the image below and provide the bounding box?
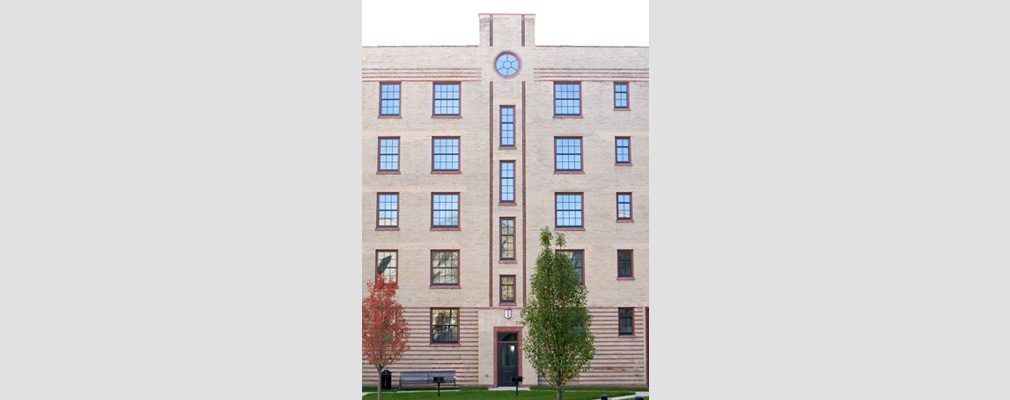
[554,82,581,116]
[500,275,516,303]
[559,250,584,285]
[618,308,634,335]
[555,193,583,228]
[377,193,398,228]
[616,137,631,164]
[617,193,632,220]
[376,250,397,284]
[378,138,399,172]
[500,106,514,147]
[380,83,400,116]
[431,250,460,286]
[555,138,582,171]
[500,161,514,202]
[433,83,460,116]
[618,250,633,278]
[432,138,460,171]
[431,193,460,228]
[431,308,459,343]
[614,82,628,109]
[500,218,515,260]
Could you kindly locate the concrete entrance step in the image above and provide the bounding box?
[488,386,530,391]
[610,391,650,400]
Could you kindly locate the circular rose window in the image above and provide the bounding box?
[495,52,520,77]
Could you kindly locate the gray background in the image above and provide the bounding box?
[2,0,1008,399]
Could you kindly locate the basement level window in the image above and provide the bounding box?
[619,308,634,335]
[431,308,459,343]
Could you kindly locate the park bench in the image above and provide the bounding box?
[398,370,456,390]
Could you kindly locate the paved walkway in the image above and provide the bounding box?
[361,389,648,398]
[361,389,462,397]
[610,392,649,400]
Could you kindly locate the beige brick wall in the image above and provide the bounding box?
[362,13,648,388]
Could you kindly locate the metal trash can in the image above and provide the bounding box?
[381,370,392,390]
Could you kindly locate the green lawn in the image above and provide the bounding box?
[529,386,648,392]
[362,388,635,400]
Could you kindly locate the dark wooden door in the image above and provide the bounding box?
[496,332,519,386]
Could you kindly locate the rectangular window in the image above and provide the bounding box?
[619,308,634,335]
[500,161,514,203]
[616,137,631,164]
[377,193,398,228]
[431,250,460,286]
[559,250,584,285]
[614,82,628,109]
[500,106,515,147]
[432,137,460,171]
[554,137,582,171]
[431,308,459,343]
[431,193,460,228]
[500,218,515,260]
[433,83,460,116]
[380,83,400,116]
[555,193,583,228]
[500,275,516,303]
[376,250,398,284]
[378,137,399,172]
[617,193,632,220]
[618,250,633,278]
[554,82,581,116]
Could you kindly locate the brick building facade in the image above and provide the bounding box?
[361,13,649,388]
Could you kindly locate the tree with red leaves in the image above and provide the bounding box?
[362,277,409,400]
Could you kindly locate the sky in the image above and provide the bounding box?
[362,0,649,46]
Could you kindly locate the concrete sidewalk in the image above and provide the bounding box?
[361,389,462,397]
[610,392,649,400]
[361,389,649,398]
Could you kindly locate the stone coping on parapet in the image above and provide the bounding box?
[362,45,647,48]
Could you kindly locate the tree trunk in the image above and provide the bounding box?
[556,386,562,400]
[376,368,383,400]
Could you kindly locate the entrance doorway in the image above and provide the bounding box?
[495,330,520,387]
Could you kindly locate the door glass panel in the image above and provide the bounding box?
[498,332,517,342]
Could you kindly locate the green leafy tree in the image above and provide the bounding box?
[520,227,595,400]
